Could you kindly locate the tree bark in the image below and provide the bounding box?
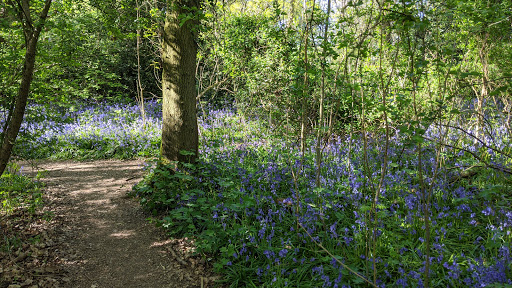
[476,31,490,141]
[160,0,199,164]
[135,0,146,128]
[288,0,295,27]
[0,0,52,176]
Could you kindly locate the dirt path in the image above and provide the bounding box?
[20,160,213,288]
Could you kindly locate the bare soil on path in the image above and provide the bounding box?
[12,159,214,288]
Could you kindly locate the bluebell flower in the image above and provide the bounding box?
[482,207,495,216]
[312,265,323,274]
[263,250,275,259]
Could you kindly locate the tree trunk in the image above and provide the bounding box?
[0,0,52,176]
[161,0,199,164]
[135,0,146,128]
[288,0,295,27]
[477,31,490,141]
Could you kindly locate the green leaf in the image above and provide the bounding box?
[179,150,196,156]
[359,205,371,212]
[412,135,424,144]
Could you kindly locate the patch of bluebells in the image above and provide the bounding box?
[72,103,510,286]
[187,109,511,286]
[2,101,162,159]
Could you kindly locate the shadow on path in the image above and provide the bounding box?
[22,160,207,288]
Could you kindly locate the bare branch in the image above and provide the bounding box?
[196,77,229,100]
[423,136,512,175]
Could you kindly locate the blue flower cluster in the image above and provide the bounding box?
[3,100,511,286]
[1,101,162,159]
[135,106,511,287]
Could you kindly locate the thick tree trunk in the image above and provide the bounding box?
[160,0,199,164]
[0,0,52,176]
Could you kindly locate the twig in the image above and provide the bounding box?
[13,251,29,263]
[165,246,188,266]
[196,77,229,100]
[423,136,512,175]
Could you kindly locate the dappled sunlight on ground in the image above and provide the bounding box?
[15,160,215,288]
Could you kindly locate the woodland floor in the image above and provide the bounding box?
[1,160,215,288]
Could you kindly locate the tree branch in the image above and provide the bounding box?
[196,77,229,100]
[423,136,512,175]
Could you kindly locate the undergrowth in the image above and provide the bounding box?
[133,110,512,287]
[0,163,46,253]
[3,100,511,286]
[8,101,162,160]
[0,163,44,216]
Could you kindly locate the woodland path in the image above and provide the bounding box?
[20,160,213,288]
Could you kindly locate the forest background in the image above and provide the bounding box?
[1,0,512,287]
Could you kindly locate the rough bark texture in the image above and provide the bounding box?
[0,0,52,176]
[161,0,200,164]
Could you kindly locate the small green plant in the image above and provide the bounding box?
[0,163,44,215]
[1,235,23,253]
